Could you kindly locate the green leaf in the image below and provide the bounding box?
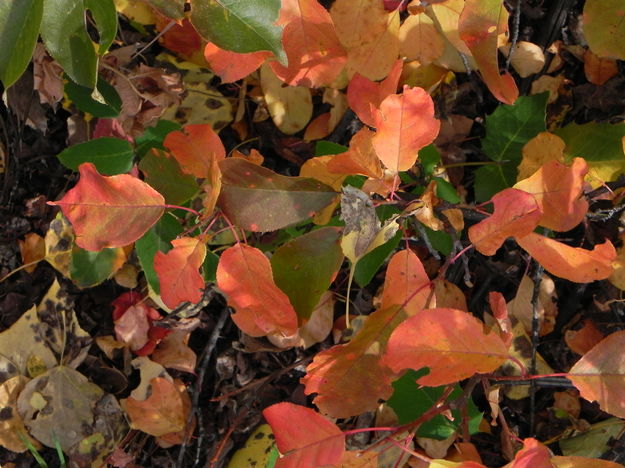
[217,158,337,232]
[315,140,348,156]
[70,245,124,288]
[64,75,122,118]
[554,122,625,162]
[138,149,199,205]
[136,215,183,294]
[84,0,117,54]
[583,0,625,60]
[0,0,43,88]
[354,230,402,287]
[190,0,286,64]
[475,93,549,201]
[147,0,185,20]
[422,225,453,256]
[135,120,181,157]
[203,250,219,283]
[419,144,441,176]
[434,177,460,203]
[387,369,482,440]
[57,138,134,175]
[271,227,344,321]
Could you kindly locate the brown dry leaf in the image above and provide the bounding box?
[44,213,74,278]
[442,208,464,231]
[129,357,172,401]
[565,320,605,355]
[32,43,64,107]
[0,376,39,453]
[500,41,545,78]
[530,75,566,104]
[95,336,127,360]
[584,49,619,86]
[151,331,197,373]
[507,274,557,337]
[517,132,566,181]
[405,181,444,231]
[231,148,264,166]
[260,63,312,134]
[399,11,445,64]
[19,233,45,273]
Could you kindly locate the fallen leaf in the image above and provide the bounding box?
[0,376,39,453]
[19,232,45,272]
[114,304,151,351]
[44,213,74,278]
[507,438,553,468]
[507,274,558,337]
[48,163,165,251]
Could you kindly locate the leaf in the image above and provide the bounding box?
[381,308,509,387]
[64,76,122,118]
[57,138,134,175]
[458,0,518,104]
[216,243,298,337]
[114,304,151,351]
[263,402,345,468]
[346,59,403,127]
[565,320,605,356]
[49,163,165,251]
[500,41,545,78]
[44,214,74,278]
[70,244,127,288]
[19,232,45,273]
[271,227,344,321]
[583,49,618,85]
[372,86,440,172]
[122,377,191,437]
[260,63,313,134]
[163,123,225,179]
[514,158,589,232]
[217,158,337,232]
[0,0,43,88]
[583,0,625,60]
[468,188,541,256]
[154,237,207,309]
[302,305,407,417]
[354,229,402,287]
[147,0,185,20]
[269,0,347,87]
[151,331,197,374]
[203,42,270,83]
[517,131,565,181]
[0,376,39,453]
[190,0,286,64]
[138,149,199,205]
[508,438,553,468]
[568,330,625,419]
[327,127,384,179]
[228,424,277,468]
[399,11,445,64]
[381,249,433,314]
[552,457,625,468]
[474,93,549,201]
[330,0,400,81]
[516,234,616,283]
[135,120,181,157]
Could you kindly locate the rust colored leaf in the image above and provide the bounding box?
[514,158,589,232]
[49,163,165,251]
[372,85,440,172]
[458,0,519,104]
[302,305,407,417]
[381,249,433,314]
[346,59,403,127]
[382,308,509,387]
[154,237,207,309]
[216,243,298,337]
[263,402,345,468]
[569,330,625,419]
[203,42,270,83]
[583,49,618,86]
[468,188,541,256]
[327,127,384,178]
[269,0,347,87]
[516,234,615,283]
[19,232,45,273]
[565,320,605,356]
[164,124,225,179]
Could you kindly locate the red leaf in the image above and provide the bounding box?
[203,42,271,83]
[382,308,509,386]
[216,244,298,337]
[516,234,615,283]
[154,237,207,309]
[381,249,433,314]
[372,85,440,172]
[164,124,225,178]
[458,0,519,104]
[263,403,345,468]
[509,438,553,468]
[468,188,541,256]
[514,158,589,232]
[48,163,165,251]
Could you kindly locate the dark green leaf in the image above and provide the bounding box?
[0,0,43,88]
[57,138,134,175]
[138,149,199,205]
[419,144,441,176]
[65,75,122,118]
[70,246,123,288]
[190,0,286,64]
[354,230,402,287]
[315,140,348,156]
[422,225,453,256]
[135,120,181,157]
[84,0,117,54]
[203,250,219,283]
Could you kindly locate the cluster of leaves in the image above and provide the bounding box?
[3,0,625,466]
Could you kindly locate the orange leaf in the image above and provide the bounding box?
[569,330,625,419]
[514,158,589,232]
[304,112,332,141]
[468,188,541,256]
[508,438,553,468]
[122,377,191,437]
[381,249,433,314]
[203,42,271,83]
[583,49,619,86]
[381,308,509,386]
[269,0,347,87]
[164,124,225,178]
[327,127,384,178]
[49,163,165,251]
[263,402,345,468]
[19,233,45,273]
[489,291,512,348]
[346,59,403,127]
[372,85,440,172]
[516,233,615,283]
[458,0,519,104]
[156,17,204,63]
[302,305,407,417]
[216,244,298,337]
[154,237,206,309]
[565,320,605,355]
[151,331,197,373]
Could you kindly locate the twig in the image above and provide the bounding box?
[529,261,545,437]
